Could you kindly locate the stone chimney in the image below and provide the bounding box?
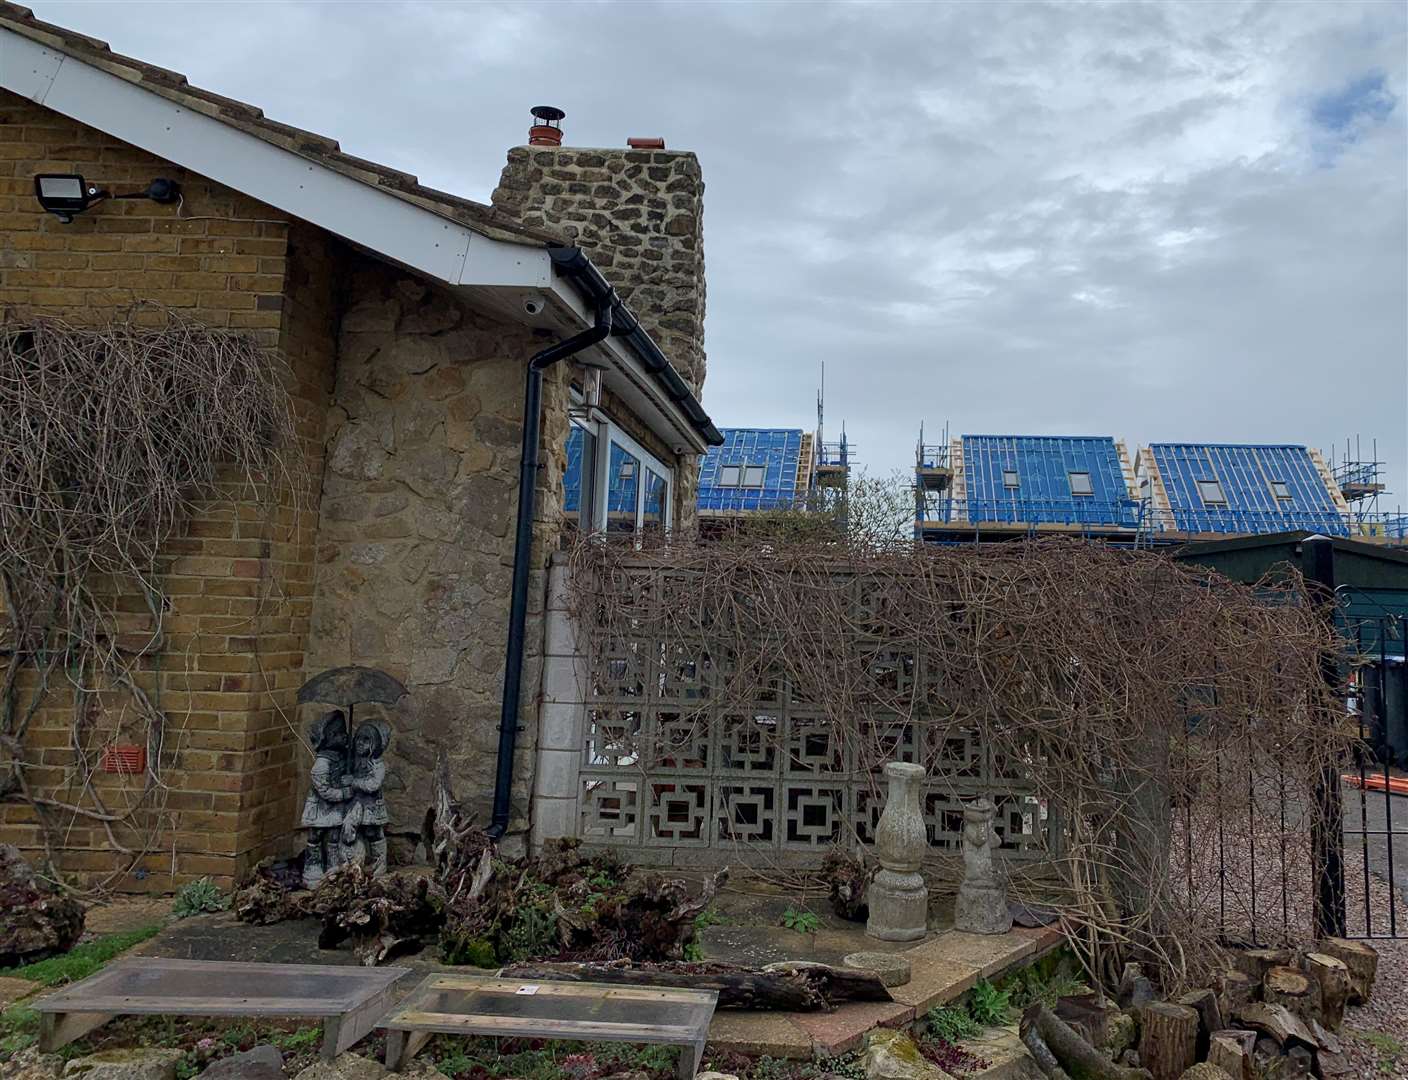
[491,122,707,397]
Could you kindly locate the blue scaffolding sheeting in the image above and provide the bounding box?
[960,435,1137,527]
[1149,443,1349,535]
[698,428,804,512]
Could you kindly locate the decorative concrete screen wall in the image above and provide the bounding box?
[533,558,1057,867]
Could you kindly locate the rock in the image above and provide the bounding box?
[0,845,85,966]
[861,1028,954,1080]
[598,1073,650,1080]
[61,1049,185,1080]
[292,1053,387,1080]
[1179,1067,1233,1080]
[4,1047,64,1080]
[695,1073,740,1080]
[954,1025,1044,1079]
[1104,1010,1138,1057]
[197,1045,283,1080]
[843,950,912,987]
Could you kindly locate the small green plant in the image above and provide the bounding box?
[966,978,1012,1026]
[0,1005,39,1055]
[780,907,819,934]
[925,1003,980,1042]
[172,877,228,919]
[272,1025,323,1052]
[693,907,726,932]
[1360,1031,1403,1075]
[1,925,161,986]
[435,1047,475,1077]
[503,904,559,963]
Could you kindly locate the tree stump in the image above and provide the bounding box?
[1301,953,1350,1030]
[1232,948,1292,985]
[1206,1030,1256,1080]
[1316,937,1377,1004]
[1263,966,1321,1025]
[1215,970,1257,1018]
[1177,989,1224,1060]
[1139,1002,1199,1080]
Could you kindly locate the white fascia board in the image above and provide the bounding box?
[0,28,549,290]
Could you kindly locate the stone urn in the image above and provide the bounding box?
[867,761,929,942]
[954,797,1013,935]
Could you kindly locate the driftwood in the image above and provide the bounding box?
[500,958,891,1011]
[1206,1030,1256,1080]
[1262,966,1321,1026]
[1176,988,1224,1060]
[1020,1004,1152,1080]
[1315,937,1377,1004]
[821,849,872,922]
[1138,1002,1199,1080]
[1299,953,1349,1030]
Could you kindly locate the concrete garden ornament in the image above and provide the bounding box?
[954,797,1013,934]
[301,713,392,887]
[867,761,929,942]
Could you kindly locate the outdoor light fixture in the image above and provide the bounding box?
[34,173,181,223]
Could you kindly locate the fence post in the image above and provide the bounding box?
[1306,537,1347,939]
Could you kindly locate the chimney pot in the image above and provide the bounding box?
[628,137,666,150]
[529,105,565,147]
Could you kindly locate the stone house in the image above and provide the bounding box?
[0,3,719,888]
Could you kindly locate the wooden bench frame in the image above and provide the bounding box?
[381,974,718,1077]
[31,958,409,1061]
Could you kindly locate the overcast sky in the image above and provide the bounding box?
[37,0,1408,506]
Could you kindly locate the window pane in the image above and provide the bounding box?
[1271,481,1291,500]
[720,465,741,486]
[1003,469,1019,489]
[1069,471,1093,496]
[564,424,596,528]
[743,465,766,488]
[643,468,667,536]
[1197,480,1225,504]
[607,442,640,532]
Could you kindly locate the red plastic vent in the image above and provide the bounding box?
[101,744,146,775]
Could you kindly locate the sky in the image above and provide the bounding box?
[34,0,1408,507]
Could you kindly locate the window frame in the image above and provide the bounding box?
[1269,480,1292,501]
[719,464,742,487]
[1196,479,1227,506]
[1002,469,1020,490]
[567,402,673,536]
[1068,471,1094,497]
[742,465,767,488]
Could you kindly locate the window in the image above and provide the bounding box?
[1270,480,1292,501]
[718,464,766,488]
[565,404,673,535]
[719,465,742,486]
[1003,469,1019,489]
[1068,471,1093,496]
[1197,479,1226,505]
[743,465,766,488]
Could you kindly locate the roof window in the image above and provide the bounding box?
[1197,479,1226,505]
[1270,480,1292,500]
[1002,469,1019,489]
[1069,471,1094,496]
[718,464,767,489]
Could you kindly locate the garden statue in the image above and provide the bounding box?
[301,711,394,888]
[302,710,352,889]
[340,718,391,875]
[954,797,1013,934]
[867,761,929,942]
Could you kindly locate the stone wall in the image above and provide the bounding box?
[0,91,336,889]
[303,258,569,847]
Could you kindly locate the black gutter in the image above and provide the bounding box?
[547,247,724,447]
[486,258,616,839]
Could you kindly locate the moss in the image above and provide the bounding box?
[442,935,498,968]
[1,926,161,987]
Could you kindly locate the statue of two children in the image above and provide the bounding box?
[301,710,390,889]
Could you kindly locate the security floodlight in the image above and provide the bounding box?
[34,173,181,223]
[34,174,102,222]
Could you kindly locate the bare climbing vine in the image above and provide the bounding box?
[0,306,299,892]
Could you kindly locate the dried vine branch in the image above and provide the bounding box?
[565,535,1353,991]
[0,307,299,891]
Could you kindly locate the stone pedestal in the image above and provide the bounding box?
[954,797,1013,935]
[867,761,929,942]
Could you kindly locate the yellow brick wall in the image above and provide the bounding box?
[0,89,336,889]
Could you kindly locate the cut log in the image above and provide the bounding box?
[1232,947,1293,985]
[1301,952,1350,1031]
[1118,961,1156,1010]
[499,958,891,1011]
[1020,1004,1151,1080]
[1231,1003,1317,1053]
[1206,1030,1256,1080]
[1285,1045,1314,1077]
[1138,1002,1199,1080]
[1020,1022,1073,1080]
[1176,988,1224,1060]
[1307,1019,1355,1077]
[1215,970,1257,1018]
[1263,966,1321,1025]
[1053,992,1114,1048]
[1315,937,1377,1004]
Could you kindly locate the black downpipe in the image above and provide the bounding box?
[487,283,614,839]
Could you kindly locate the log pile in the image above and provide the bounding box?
[1020,940,1377,1080]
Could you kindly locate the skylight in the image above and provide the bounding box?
[1069,471,1093,496]
[1197,479,1226,505]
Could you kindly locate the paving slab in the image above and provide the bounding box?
[705,1011,812,1059]
[886,953,982,1016]
[917,931,1040,980]
[787,1000,915,1055]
